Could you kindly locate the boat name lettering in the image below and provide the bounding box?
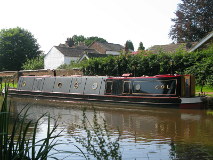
[155,85,171,90]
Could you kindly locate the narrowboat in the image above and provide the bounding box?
[8,74,205,109]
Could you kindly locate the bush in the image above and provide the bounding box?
[22,56,44,70]
[185,55,213,86]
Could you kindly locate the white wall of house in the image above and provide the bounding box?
[44,47,65,69]
[64,56,79,65]
[44,47,80,69]
[106,51,120,55]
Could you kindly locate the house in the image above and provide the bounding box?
[78,52,109,62]
[44,46,98,69]
[189,31,213,52]
[148,42,196,54]
[44,41,124,69]
[89,42,124,55]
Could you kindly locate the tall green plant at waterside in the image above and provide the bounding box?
[0,87,62,160]
[73,109,122,160]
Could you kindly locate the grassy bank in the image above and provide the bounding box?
[0,83,17,92]
[196,85,213,97]
[196,85,213,92]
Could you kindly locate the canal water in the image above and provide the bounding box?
[7,97,213,159]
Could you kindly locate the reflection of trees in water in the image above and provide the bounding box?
[170,142,213,160]
[103,109,213,143]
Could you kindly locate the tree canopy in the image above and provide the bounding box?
[125,40,134,52]
[72,35,86,45]
[0,27,41,71]
[65,38,75,47]
[169,0,213,43]
[66,35,107,46]
[138,42,145,50]
[85,36,107,46]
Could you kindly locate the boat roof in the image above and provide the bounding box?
[107,74,182,80]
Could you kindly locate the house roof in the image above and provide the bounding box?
[189,31,213,52]
[90,42,124,52]
[55,46,98,57]
[148,42,196,53]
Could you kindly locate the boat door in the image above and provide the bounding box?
[184,75,195,97]
[105,81,113,94]
[123,81,131,94]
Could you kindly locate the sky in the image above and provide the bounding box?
[0,0,181,53]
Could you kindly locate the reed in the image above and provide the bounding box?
[0,86,63,160]
[74,108,122,160]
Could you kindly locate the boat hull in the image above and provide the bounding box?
[8,89,205,109]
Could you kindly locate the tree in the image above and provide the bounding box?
[65,38,75,47]
[0,27,42,71]
[125,40,134,52]
[66,35,107,46]
[169,0,213,43]
[85,36,107,46]
[72,35,86,45]
[138,42,145,50]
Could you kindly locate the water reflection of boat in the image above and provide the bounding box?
[10,97,212,145]
[8,74,204,109]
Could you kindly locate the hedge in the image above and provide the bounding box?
[63,45,213,86]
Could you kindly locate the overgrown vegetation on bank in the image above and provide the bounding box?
[0,88,62,160]
[60,44,213,87]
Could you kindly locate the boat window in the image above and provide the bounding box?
[92,83,98,90]
[58,82,62,88]
[74,81,79,89]
[22,81,26,87]
[132,81,142,93]
[123,81,130,94]
[106,81,112,94]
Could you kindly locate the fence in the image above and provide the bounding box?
[0,69,83,83]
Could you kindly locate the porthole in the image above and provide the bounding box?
[74,81,79,89]
[92,83,98,90]
[58,82,62,88]
[135,84,141,91]
[22,81,26,87]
